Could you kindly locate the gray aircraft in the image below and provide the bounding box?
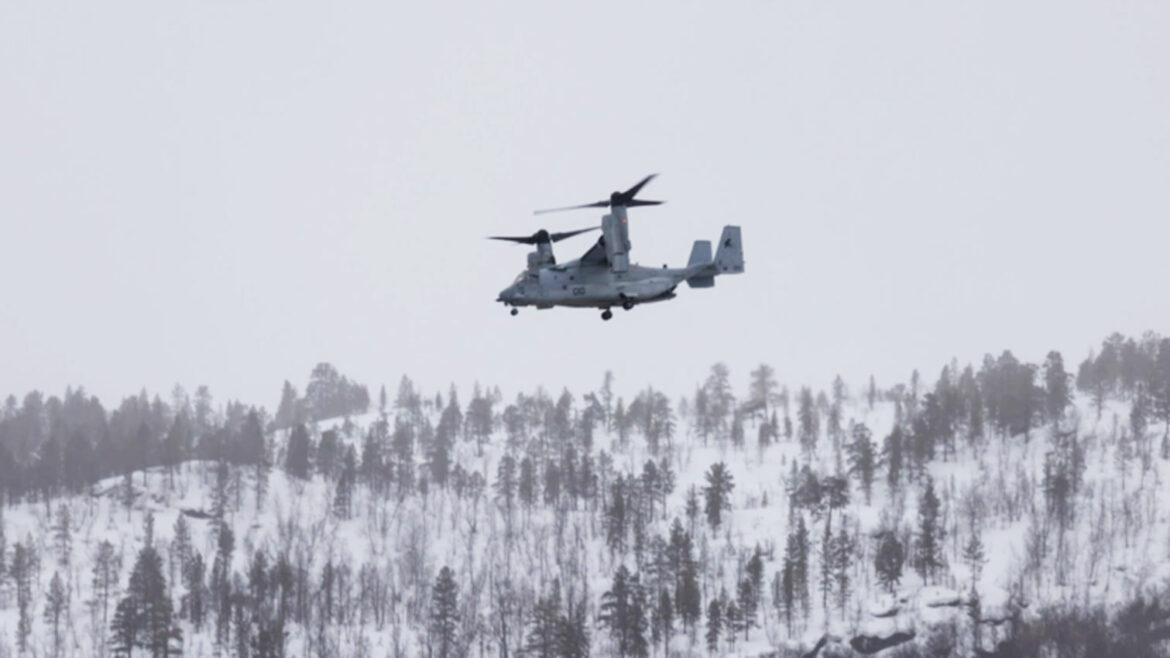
[493,175,744,320]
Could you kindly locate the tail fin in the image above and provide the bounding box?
[688,240,712,267]
[714,226,744,274]
[686,240,714,288]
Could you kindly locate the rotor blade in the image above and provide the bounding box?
[488,235,538,244]
[533,200,609,215]
[621,173,658,201]
[549,226,599,242]
[624,199,664,208]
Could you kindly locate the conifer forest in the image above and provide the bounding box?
[3,334,1170,657]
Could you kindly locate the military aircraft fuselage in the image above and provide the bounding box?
[498,262,686,310]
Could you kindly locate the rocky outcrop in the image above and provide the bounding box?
[850,630,916,654]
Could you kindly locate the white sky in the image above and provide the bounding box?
[2,1,1168,409]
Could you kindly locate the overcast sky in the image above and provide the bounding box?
[2,1,1168,409]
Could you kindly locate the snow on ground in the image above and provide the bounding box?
[1,394,1168,656]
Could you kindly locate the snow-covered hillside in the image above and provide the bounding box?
[3,344,1170,657]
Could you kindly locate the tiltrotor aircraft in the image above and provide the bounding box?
[493,174,743,320]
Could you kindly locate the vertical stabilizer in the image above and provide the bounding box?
[714,226,744,274]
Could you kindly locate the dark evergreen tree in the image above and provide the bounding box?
[93,539,122,649]
[652,588,674,650]
[110,596,140,658]
[45,570,68,658]
[875,531,905,595]
[114,543,181,657]
[53,502,72,569]
[599,565,648,658]
[558,595,591,658]
[524,582,562,658]
[429,566,460,658]
[703,363,735,439]
[238,408,265,466]
[847,422,877,504]
[333,445,357,519]
[274,380,299,429]
[833,523,854,620]
[884,425,905,489]
[705,599,721,652]
[915,477,944,583]
[184,550,208,627]
[606,475,628,554]
[746,363,779,421]
[703,462,734,530]
[963,530,986,586]
[1044,351,1072,421]
[798,387,819,455]
[518,456,538,508]
[494,454,517,512]
[317,428,339,479]
[12,541,33,653]
[211,524,234,645]
[285,423,311,479]
[543,459,561,506]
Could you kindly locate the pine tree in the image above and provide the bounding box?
[332,445,357,519]
[53,503,72,569]
[494,454,518,512]
[93,540,122,651]
[12,541,33,653]
[884,426,905,489]
[794,515,811,619]
[129,544,181,657]
[606,476,627,553]
[798,387,819,455]
[747,363,779,420]
[519,456,538,508]
[211,525,234,645]
[963,530,986,586]
[875,531,905,595]
[736,577,757,640]
[705,599,721,652]
[847,423,877,504]
[110,596,140,657]
[285,423,311,479]
[833,523,854,620]
[184,552,207,629]
[723,598,740,648]
[45,570,68,658]
[744,546,765,625]
[967,583,983,650]
[652,589,674,650]
[819,520,834,618]
[916,477,944,583]
[676,561,702,634]
[317,428,339,479]
[599,566,648,658]
[274,381,299,429]
[430,566,460,658]
[524,583,562,658]
[558,596,591,658]
[703,462,734,530]
[1044,351,1072,420]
